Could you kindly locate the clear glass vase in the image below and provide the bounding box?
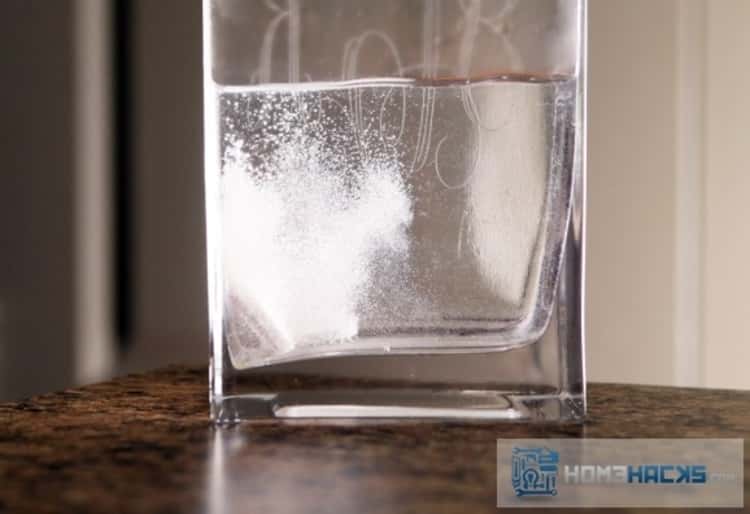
[204,0,586,422]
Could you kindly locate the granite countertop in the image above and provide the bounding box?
[0,366,747,514]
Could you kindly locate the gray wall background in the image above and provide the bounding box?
[0,1,75,399]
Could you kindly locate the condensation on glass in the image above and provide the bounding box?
[204,0,586,422]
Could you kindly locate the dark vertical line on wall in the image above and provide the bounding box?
[113,0,133,349]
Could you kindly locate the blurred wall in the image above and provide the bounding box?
[704,0,750,389]
[0,1,76,399]
[123,0,207,370]
[588,0,750,388]
[586,0,679,385]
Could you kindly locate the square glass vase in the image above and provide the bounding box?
[204,0,586,423]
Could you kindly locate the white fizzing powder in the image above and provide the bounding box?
[221,91,413,366]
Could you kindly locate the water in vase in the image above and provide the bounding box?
[212,75,576,369]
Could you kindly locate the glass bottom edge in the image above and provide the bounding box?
[211,389,585,425]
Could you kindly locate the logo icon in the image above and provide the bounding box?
[512,447,559,497]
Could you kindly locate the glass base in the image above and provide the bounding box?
[213,389,584,424]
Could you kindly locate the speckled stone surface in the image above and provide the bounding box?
[0,366,747,514]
